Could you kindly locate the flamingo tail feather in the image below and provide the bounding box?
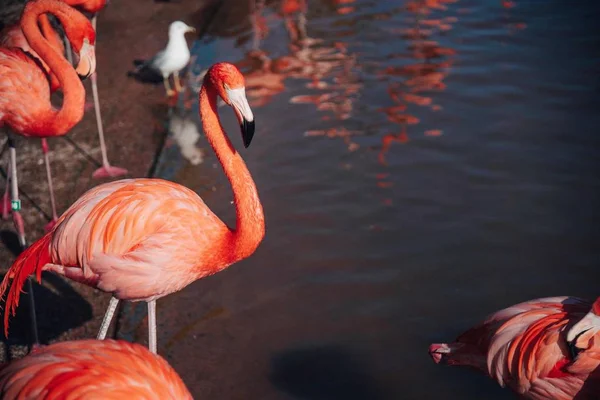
[0,233,52,337]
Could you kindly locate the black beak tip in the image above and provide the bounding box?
[78,70,92,81]
[241,119,255,148]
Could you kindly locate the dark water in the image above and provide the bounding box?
[154,0,600,398]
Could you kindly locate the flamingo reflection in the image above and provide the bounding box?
[376,0,458,204]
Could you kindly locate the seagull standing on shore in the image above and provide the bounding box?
[133,20,196,96]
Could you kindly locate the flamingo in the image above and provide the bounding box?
[0,0,124,233]
[429,296,600,399]
[0,10,65,232]
[0,0,95,246]
[0,339,192,398]
[131,21,196,97]
[0,62,263,354]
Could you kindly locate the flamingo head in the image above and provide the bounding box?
[566,296,600,357]
[207,62,255,148]
[60,6,97,79]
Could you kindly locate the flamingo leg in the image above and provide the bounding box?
[148,300,157,354]
[3,160,11,220]
[6,133,39,348]
[173,71,183,93]
[89,72,128,179]
[163,75,175,97]
[97,296,119,340]
[40,139,58,232]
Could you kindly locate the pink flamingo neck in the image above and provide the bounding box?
[21,0,85,135]
[199,83,265,264]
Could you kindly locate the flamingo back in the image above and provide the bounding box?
[431,296,600,399]
[0,339,192,399]
[47,179,229,301]
[0,48,53,133]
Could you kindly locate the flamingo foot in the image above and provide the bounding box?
[92,165,129,179]
[44,218,58,233]
[30,343,43,354]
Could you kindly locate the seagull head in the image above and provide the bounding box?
[168,21,196,38]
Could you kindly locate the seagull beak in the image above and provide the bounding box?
[566,311,600,354]
[75,40,96,80]
[186,25,196,34]
[226,87,255,148]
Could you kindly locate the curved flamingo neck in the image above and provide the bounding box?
[21,1,85,135]
[199,83,265,263]
[38,15,64,53]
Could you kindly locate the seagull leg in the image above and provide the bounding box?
[97,296,120,340]
[148,300,157,354]
[40,139,58,232]
[173,71,183,93]
[163,75,175,97]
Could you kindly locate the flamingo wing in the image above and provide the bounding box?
[0,48,51,131]
[430,297,599,399]
[48,178,227,300]
[482,297,593,399]
[0,339,192,399]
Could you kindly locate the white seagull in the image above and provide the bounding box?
[134,20,196,96]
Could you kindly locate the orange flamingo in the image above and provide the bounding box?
[429,296,600,399]
[0,0,95,245]
[1,3,72,233]
[0,62,263,354]
[0,339,192,398]
[0,0,124,233]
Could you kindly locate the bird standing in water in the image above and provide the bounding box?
[0,62,264,354]
[0,339,192,399]
[429,296,600,399]
[132,20,195,97]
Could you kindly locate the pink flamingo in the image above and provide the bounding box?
[0,339,192,398]
[0,62,263,354]
[429,296,600,399]
[0,0,124,232]
[0,0,95,346]
[0,0,95,246]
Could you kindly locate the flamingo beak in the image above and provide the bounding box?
[566,311,600,355]
[75,40,96,80]
[227,87,255,148]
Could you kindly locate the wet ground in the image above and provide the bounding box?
[0,0,599,398]
[138,0,600,398]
